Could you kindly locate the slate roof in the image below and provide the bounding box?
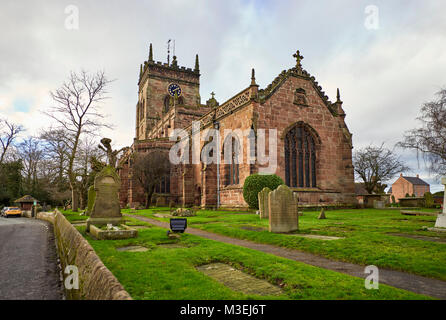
[402,176,429,186]
[14,195,39,203]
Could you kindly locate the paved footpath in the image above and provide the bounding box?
[0,217,63,300]
[126,214,446,299]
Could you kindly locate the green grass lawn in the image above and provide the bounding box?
[73,221,429,300]
[123,207,446,281]
[61,210,89,222]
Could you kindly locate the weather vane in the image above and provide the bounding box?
[167,39,171,65]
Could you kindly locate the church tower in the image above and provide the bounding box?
[135,43,201,140]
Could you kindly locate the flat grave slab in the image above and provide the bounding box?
[291,234,344,240]
[400,210,439,217]
[153,213,173,218]
[388,232,446,243]
[196,263,283,296]
[157,242,189,248]
[117,245,149,252]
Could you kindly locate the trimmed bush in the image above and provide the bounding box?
[424,191,434,208]
[243,174,284,209]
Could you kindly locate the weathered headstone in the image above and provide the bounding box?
[268,185,299,233]
[156,196,167,207]
[258,187,271,219]
[86,166,122,231]
[85,185,96,216]
[318,208,326,219]
[433,177,446,229]
[373,200,385,209]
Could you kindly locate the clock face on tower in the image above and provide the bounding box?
[167,83,182,97]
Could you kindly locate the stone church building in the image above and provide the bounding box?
[117,44,356,209]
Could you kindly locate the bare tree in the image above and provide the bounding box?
[398,89,446,177]
[0,118,24,165]
[40,128,70,189]
[17,137,43,193]
[132,150,170,208]
[73,138,104,210]
[44,70,112,211]
[353,144,410,194]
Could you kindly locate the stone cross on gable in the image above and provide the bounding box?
[293,50,304,68]
[211,91,215,99]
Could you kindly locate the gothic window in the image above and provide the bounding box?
[140,100,145,119]
[163,96,170,113]
[224,136,240,185]
[164,95,185,113]
[293,88,308,106]
[155,175,170,194]
[284,123,317,188]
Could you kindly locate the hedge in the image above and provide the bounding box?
[243,174,284,209]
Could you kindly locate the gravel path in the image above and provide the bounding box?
[0,217,63,300]
[126,214,446,299]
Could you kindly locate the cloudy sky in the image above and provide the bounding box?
[1,0,445,191]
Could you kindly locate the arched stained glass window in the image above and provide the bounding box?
[284,124,317,188]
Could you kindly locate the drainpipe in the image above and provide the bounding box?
[213,120,220,209]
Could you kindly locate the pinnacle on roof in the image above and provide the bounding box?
[149,43,153,62]
[194,54,199,72]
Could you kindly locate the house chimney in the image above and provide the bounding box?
[416,174,419,178]
[400,173,403,177]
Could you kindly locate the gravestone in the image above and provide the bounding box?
[318,208,326,219]
[86,166,122,231]
[268,185,299,233]
[373,200,385,209]
[258,187,271,219]
[156,196,167,207]
[85,185,96,216]
[433,177,446,229]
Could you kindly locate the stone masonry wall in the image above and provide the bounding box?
[256,76,356,205]
[52,210,132,300]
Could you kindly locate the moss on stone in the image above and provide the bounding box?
[86,185,96,216]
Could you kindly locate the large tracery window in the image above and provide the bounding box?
[284,124,317,188]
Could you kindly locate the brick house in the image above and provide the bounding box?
[390,174,430,202]
[117,44,356,209]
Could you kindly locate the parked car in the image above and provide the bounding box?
[3,207,22,218]
[1,207,10,217]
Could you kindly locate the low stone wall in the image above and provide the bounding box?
[42,210,132,300]
[22,210,32,218]
[36,211,55,224]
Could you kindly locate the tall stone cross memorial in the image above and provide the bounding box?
[433,177,446,230]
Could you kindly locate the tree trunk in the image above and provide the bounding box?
[72,188,79,212]
[145,186,155,209]
[79,191,86,210]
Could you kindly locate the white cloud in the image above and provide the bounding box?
[0,0,445,189]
